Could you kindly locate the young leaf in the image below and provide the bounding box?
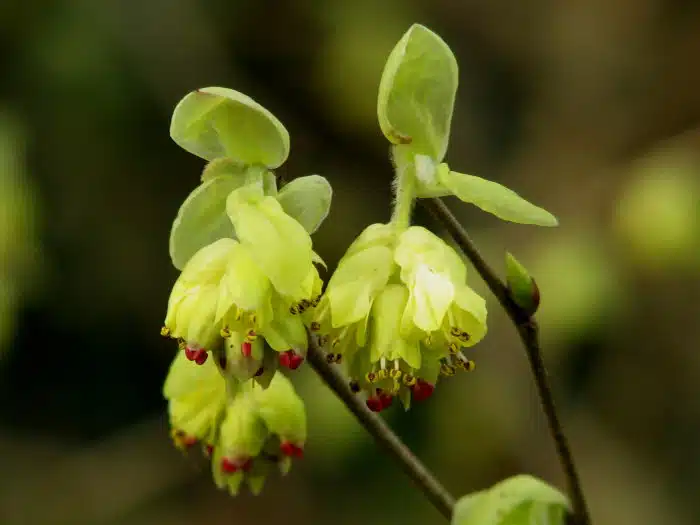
[377,24,458,161]
[452,475,570,525]
[438,165,559,227]
[276,175,333,234]
[170,87,290,168]
[169,175,246,270]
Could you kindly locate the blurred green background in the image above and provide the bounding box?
[2,1,700,524]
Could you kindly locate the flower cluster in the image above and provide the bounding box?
[161,184,323,376]
[160,87,330,495]
[313,223,487,411]
[164,351,306,495]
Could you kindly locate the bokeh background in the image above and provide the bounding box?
[2,1,700,524]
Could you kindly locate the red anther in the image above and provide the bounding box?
[288,353,304,370]
[379,393,394,409]
[184,347,197,361]
[366,396,383,412]
[181,435,197,447]
[279,350,292,368]
[411,379,435,402]
[280,441,296,457]
[193,349,208,365]
[221,458,239,474]
[241,341,252,357]
[205,444,215,457]
[280,441,304,458]
[279,350,303,370]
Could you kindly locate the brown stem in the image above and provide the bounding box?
[305,335,456,520]
[422,197,592,525]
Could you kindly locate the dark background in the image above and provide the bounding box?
[1,1,700,524]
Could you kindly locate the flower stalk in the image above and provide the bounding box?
[305,332,456,519]
[423,197,592,525]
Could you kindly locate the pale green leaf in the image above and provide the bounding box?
[439,166,559,226]
[377,24,458,161]
[453,475,570,525]
[170,87,290,168]
[169,175,245,270]
[277,175,332,234]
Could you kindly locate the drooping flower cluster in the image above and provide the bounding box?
[313,224,487,411]
[160,86,331,495]
[162,184,323,375]
[164,351,306,495]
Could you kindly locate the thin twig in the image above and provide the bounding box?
[305,335,456,520]
[422,197,592,525]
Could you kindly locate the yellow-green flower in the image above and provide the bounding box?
[163,351,307,496]
[211,374,307,496]
[162,183,323,371]
[314,224,487,410]
[163,349,228,453]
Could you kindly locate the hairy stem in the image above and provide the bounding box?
[306,334,456,520]
[423,197,592,525]
[390,146,417,231]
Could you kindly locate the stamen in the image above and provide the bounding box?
[411,379,435,402]
[221,458,239,474]
[394,359,401,370]
[389,369,402,380]
[193,350,208,365]
[402,374,417,387]
[160,326,171,337]
[366,396,383,412]
[220,326,231,338]
[439,362,456,376]
[378,392,394,409]
[459,331,470,343]
[279,350,304,370]
[377,369,389,380]
[365,371,377,383]
[246,330,257,341]
[280,441,304,458]
[310,321,321,332]
[450,326,461,337]
[289,305,299,315]
[448,342,460,354]
[326,353,336,364]
[349,379,361,393]
[380,357,387,370]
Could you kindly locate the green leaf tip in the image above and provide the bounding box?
[377,23,458,161]
[170,87,290,168]
[505,252,540,315]
[453,474,571,525]
[438,166,559,227]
